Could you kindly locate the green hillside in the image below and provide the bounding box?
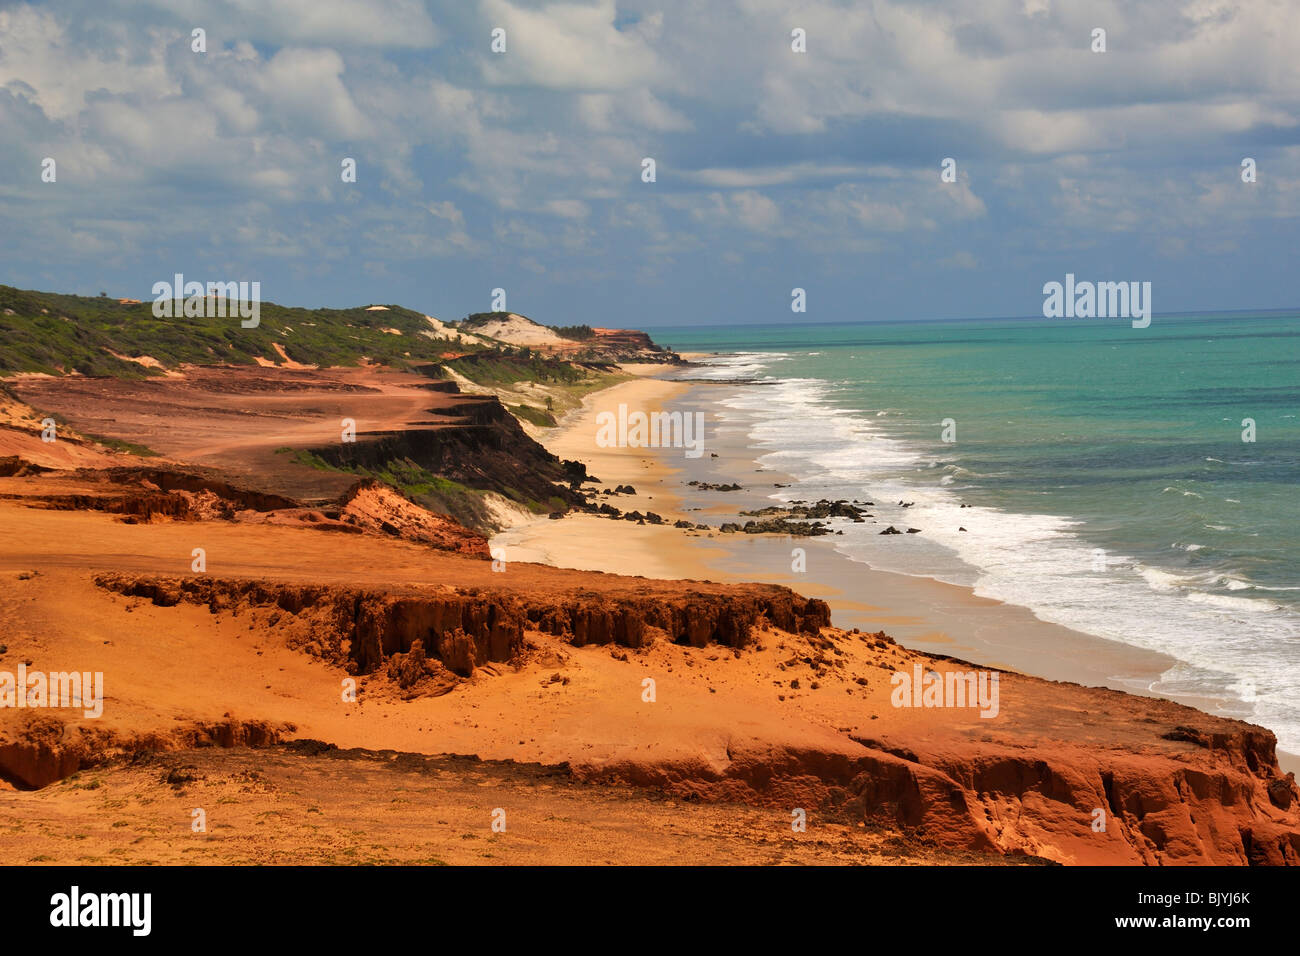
[0,285,476,377]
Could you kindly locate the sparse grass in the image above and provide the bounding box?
[86,434,160,457]
[373,461,491,527]
[549,324,595,341]
[443,350,586,387]
[291,449,336,471]
[288,452,497,528]
[509,404,557,427]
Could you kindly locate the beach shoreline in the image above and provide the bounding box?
[495,361,1300,775]
[3,347,1296,864]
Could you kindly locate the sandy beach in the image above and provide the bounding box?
[492,374,726,580]
[494,362,1300,775]
[3,348,1297,865]
[6,3,1299,889]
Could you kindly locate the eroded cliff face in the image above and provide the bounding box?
[588,723,1300,865]
[2,464,493,555]
[4,366,592,519]
[301,392,588,512]
[0,712,289,790]
[2,571,1284,865]
[90,573,831,676]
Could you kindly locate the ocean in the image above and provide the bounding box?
[656,312,1300,754]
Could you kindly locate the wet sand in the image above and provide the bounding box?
[494,364,1300,774]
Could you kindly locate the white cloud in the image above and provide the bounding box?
[1,0,1297,308]
[478,0,664,91]
[258,48,371,138]
[137,0,439,48]
[543,199,590,219]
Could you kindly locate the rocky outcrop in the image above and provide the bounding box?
[0,711,287,790]
[15,467,301,520]
[102,468,300,511]
[579,708,1300,866]
[586,328,681,364]
[0,456,51,478]
[525,590,829,649]
[11,570,1295,864]
[20,490,197,521]
[91,573,831,674]
[720,518,833,536]
[338,480,490,557]
[306,393,587,513]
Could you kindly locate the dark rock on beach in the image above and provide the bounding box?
[741,499,869,522]
[721,518,832,537]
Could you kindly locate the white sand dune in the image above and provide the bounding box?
[466,313,564,347]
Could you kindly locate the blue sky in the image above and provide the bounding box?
[1,0,1298,328]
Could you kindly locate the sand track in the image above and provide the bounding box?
[7,366,547,504]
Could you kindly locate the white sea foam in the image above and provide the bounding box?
[704,352,1300,754]
[687,352,786,381]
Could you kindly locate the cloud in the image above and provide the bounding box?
[542,199,590,219]
[478,0,664,90]
[257,47,371,138]
[576,90,692,133]
[683,163,883,189]
[0,0,1297,320]
[136,0,439,48]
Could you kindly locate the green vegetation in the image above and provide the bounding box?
[459,312,506,329]
[291,451,491,528]
[290,450,337,471]
[442,351,585,386]
[0,286,664,388]
[371,462,491,528]
[549,324,595,341]
[551,366,631,401]
[85,434,160,457]
[372,459,476,503]
[509,404,558,427]
[459,312,594,342]
[0,285,481,377]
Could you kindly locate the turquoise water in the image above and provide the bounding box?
[658,312,1300,750]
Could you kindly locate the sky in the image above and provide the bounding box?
[1,0,1298,329]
